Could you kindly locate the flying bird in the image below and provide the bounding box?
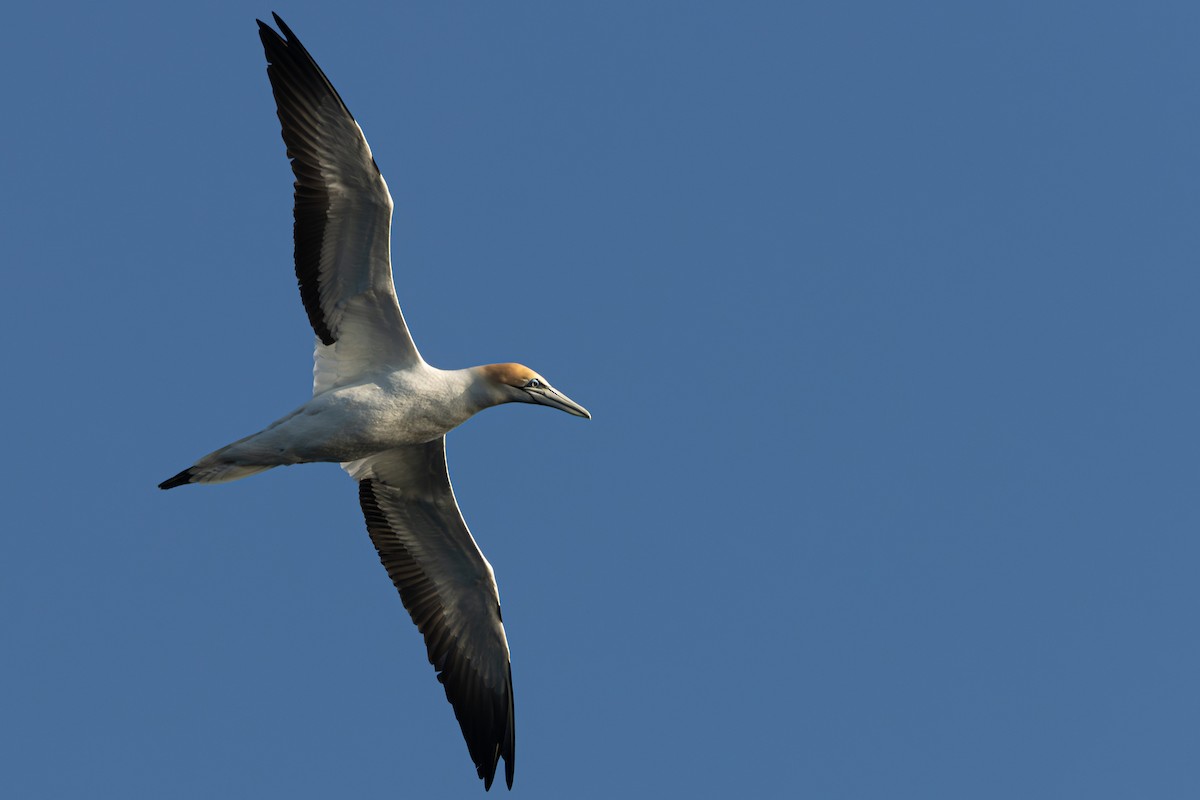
[159,13,589,790]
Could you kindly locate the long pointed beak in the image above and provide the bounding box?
[527,385,591,419]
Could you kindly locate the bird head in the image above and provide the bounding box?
[476,363,591,419]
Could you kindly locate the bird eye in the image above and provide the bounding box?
[526,378,543,389]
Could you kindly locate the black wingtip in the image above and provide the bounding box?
[158,468,194,490]
[254,11,343,348]
[478,751,513,791]
[257,15,283,48]
[272,11,294,39]
[258,13,303,54]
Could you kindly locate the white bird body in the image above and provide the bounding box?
[159,14,588,791]
[185,366,488,478]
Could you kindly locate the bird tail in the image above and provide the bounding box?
[158,433,281,490]
[158,461,275,490]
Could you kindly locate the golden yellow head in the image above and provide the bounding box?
[478,362,545,388]
[475,363,591,419]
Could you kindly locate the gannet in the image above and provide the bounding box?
[158,14,589,791]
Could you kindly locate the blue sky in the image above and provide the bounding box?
[3,1,1199,797]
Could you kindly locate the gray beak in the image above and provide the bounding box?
[526,385,591,419]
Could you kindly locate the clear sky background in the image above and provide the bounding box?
[2,1,1198,797]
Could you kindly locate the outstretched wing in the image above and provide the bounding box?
[258,14,422,394]
[344,439,515,790]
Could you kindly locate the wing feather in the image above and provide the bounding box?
[346,439,515,790]
[257,15,422,393]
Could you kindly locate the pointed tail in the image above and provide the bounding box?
[158,459,276,490]
[159,468,197,490]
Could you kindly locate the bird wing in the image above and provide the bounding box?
[258,14,422,395]
[344,438,515,790]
